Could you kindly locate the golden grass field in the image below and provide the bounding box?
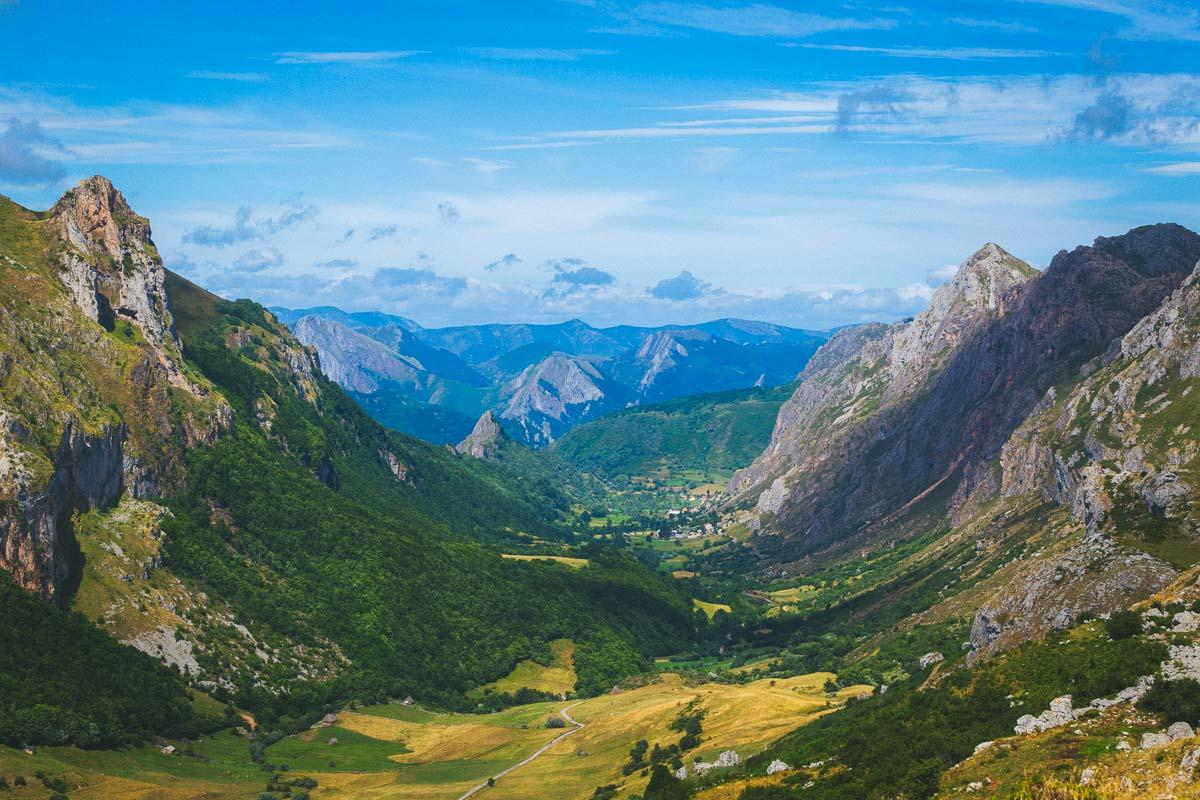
[0,672,870,800]
[485,639,577,695]
[499,554,589,568]
[692,598,733,619]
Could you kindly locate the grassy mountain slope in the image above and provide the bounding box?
[0,181,696,743]
[163,272,695,701]
[551,383,795,485]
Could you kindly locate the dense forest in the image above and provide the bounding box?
[0,573,216,748]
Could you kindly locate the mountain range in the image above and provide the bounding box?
[9,176,1200,799]
[271,305,828,446]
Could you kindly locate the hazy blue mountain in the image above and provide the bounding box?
[275,307,829,445]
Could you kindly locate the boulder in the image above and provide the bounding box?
[766,759,790,775]
[1168,721,1195,741]
[973,741,994,755]
[919,651,945,669]
[1142,732,1172,750]
[714,750,740,768]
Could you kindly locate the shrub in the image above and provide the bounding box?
[1138,678,1200,725]
[740,787,799,800]
[1104,610,1142,641]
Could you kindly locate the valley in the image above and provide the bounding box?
[4,176,1200,800]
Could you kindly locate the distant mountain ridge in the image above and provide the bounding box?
[273,306,829,445]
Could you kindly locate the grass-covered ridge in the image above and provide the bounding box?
[551,383,795,486]
[161,273,696,706]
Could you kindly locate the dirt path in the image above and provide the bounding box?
[455,701,585,800]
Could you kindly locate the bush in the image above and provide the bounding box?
[1104,610,1142,641]
[1138,678,1200,725]
[546,716,566,729]
[740,787,798,800]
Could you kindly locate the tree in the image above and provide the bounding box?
[644,764,689,800]
[1104,610,1142,640]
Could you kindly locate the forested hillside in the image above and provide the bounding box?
[0,179,696,746]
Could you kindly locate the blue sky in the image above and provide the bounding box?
[1,0,1199,328]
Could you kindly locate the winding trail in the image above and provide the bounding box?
[456,701,585,800]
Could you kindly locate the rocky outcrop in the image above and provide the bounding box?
[52,176,178,350]
[456,411,506,460]
[969,533,1175,656]
[499,354,629,445]
[0,178,231,600]
[728,242,1036,541]
[294,315,431,395]
[0,419,126,600]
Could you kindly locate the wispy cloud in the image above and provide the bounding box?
[186,70,269,82]
[791,43,1063,60]
[183,202,319,247]
[416,156,513,172]
[484,252,522,271]
[467,47,615,61]
[507,73,1200,149]
[437,201,461,225]
[368,224,398,241]
[0,117,66,185]
[0,88,350,165]
[273,50,425,65]
[589,1,897,38]
[1019,0,1200,41]
[1144,162,1200,175]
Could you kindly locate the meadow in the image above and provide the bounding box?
[0,672,869,800]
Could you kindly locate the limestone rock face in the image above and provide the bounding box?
[0,177,230,600]
[969,534,1175,657]
[456,411,506,460]
[52,176,178,350]
[499,354,628,446]
[730,226,1200,568]
[727,242,1037,544]
[0,419,125,599]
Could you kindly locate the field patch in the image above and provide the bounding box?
[500,554,589,569]
[486,639,577,695]
[693,598,733,618]
[1,671,867,800]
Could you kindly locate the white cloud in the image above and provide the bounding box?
[1018,0,1200,41]
[466,47,615,61]
[273,51,425,64]
[520,73,1200,148]
[789,43,1063,60]
[591,2,896,38]
[1144,162,1200,176]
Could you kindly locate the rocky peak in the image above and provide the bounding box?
[455,411,507,460]
[51,176,178,350]
[886,243,1034,399]
[53,175,151,259]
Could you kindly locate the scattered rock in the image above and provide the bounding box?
[1180,747,1200,779]
[1168,721,1195,741]
[1142,732,1172,750]
[1014,695,1074,734]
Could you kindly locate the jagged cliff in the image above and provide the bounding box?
[728,241,1037,537]
[731,227,1200,559]
[456,410,506,460]
[722,224,1200,658]
[0,178,228,600]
